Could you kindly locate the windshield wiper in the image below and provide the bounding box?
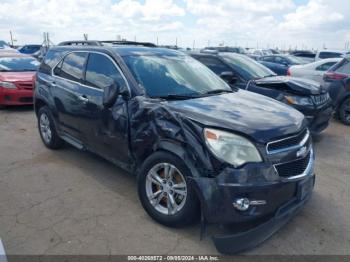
[202,89,233,95]
[151,94,200,100]
[263,74,277,78]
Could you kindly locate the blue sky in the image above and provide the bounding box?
[0,0,349,49]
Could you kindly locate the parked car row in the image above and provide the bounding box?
[258,54,306,75]
[189,52,333,133]
[0,40,349,254]
[287,58,341,83]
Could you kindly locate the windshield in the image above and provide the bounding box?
[286,55,305,64]
[124,54,231,98]
[0,57,40,72]
[221,53,276,79]
[0,41,10,49]
[19,45,41,54]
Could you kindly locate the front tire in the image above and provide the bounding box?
[138,151,200,228]
[38,106,64,149]
[339,98,350,125]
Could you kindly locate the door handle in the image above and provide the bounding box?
[49,81,57,87]
[77,95,89,104]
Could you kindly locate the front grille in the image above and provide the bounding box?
[311,93,330,105]
[267,129,309,154]
[16,82,34,90]
[274,151,311,178]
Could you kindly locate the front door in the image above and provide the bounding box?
[78,52,131,167]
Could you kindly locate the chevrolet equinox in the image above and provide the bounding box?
[34,45,315,254]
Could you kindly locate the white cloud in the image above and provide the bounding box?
[280,0,344,31]
[112,0,185,21]
[185,0,350,49]
[0,0,349,49]
[0,0,185,45]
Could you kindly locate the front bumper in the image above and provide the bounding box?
[291,102,333,134]
[189,148,315,254]
[212,175,314,254]
[0,88,33,105]
[304,105,333,134]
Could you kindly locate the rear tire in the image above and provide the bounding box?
[138,151,200,228]
[339,98,350,125]
[38,106,64,149]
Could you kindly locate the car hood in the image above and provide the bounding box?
[0,71,36,82]
[167,90,305,143]
[253,76,324,95]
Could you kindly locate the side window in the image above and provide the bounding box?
[262,56,273,62]
[53,60,63,75]
[274,56,286,64]
[316,62,336,71]
[335,60,350,74]
[319,52,342,59]
[54,52,87,82]
[198,57,231,75]
[85,53,125,89]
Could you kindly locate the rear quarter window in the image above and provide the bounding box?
[316,62,337,71]
[38,50,64,75]
[335,59,350,75]
[54,52,87,82]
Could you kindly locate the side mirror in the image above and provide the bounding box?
[220,71,238,84]
[103,82,121,108]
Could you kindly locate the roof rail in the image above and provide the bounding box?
[101,40,157,47]
[57,40,157,48]
[57,40,103,46]
[200,49,219,54]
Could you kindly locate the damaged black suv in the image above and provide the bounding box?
[34,45,315,254]
[190,52,333,135]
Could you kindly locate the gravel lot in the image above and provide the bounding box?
[0,106,349,255]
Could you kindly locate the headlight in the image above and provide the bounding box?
[204,128,262,167]
[0,81,16,89]
[284,95,312,106]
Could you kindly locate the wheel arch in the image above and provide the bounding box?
[135,139,203,179]
[339,92,350,107]
[34,98,48,116]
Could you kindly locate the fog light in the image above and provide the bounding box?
[233,198,250,211]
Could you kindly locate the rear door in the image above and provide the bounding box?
[78,52,131,166]
[52,52,88,141]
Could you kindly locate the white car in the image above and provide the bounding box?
[287,58,342,84]
[0,41,18,53]
[248,49,273,56]
[315,49,349,61]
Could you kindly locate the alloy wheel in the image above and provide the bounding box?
[40,113,52,144]
[145,163,187,216]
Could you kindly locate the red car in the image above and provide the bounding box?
[0,52,39,107]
